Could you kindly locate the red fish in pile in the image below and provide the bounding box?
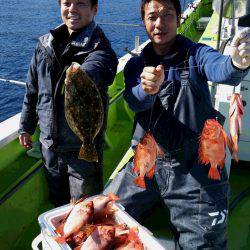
[52,193,145,249]
[79,225,115,250]
[229,93,244,162]
[133,132,164,189]
[67,225,97,248]
[54,200,94,244]
[92,192,119,222]
[198,119,232,180]
[115,227,144,250]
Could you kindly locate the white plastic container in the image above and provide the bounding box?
[36,200,166,250]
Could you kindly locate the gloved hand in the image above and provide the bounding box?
[230,27,250,70]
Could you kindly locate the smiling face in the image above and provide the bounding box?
[143,0,180,55]
[60,0,97,34]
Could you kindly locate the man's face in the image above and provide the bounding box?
[143,0,180,48]
[60,0,97,34]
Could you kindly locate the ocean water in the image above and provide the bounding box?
[0,0,191,122]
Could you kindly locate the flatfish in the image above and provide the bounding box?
[65,62,104,162]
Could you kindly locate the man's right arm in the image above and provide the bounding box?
[123,58,164,112]
[19,46,39,143]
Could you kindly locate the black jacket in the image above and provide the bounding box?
[19,21,118,149]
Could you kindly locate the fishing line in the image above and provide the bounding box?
[97,22,144,27]
[151,109,165,134]
[146,95,165,137]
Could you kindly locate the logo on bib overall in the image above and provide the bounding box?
[208,209,228,226]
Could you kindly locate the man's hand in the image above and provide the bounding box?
[230,27,250,70]
[140,65,165,95]
[19,133,32,149]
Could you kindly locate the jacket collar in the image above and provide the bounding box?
[39,21,98,50]
[69,20,97,48]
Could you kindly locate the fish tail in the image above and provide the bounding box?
[134,176,146,189]
[146,165,155,179]
[208,167,221,180]
[234,153,239,162]
[78,141,98,162]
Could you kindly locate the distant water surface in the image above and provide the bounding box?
[0,0,192,122]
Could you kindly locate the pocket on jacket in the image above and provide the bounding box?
[37,108,53,134]
[198,182,229,232]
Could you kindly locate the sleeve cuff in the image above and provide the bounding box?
[136,83,156,102]
[230,59,250,72]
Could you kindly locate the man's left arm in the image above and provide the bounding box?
[81,47,118,88]
[196,27,250,85]
[230,27,250,70]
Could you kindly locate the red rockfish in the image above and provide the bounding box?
[133,132,164,189]
[198,119,231,180]
[54,200,94,243]
[229,93,244,161]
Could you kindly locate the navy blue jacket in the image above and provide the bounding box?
[19,21,118,149]
[124,35,248,151]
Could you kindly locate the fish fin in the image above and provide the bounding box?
[229,101,237,117]
[232,134,239,162]
[208,167,221,180]
[157,145,165,158]
[198,146,209,165]
[108,192,120,201]
[234,153,239,162]
[132,163,139,174]
[55,224,65,235]
[146,165,155,179]
[104,202,118,215]
[238,115,243,135]
[53,235,67,244]
[128,227,139,241]
[133,154,140,173]
[78,142,98,162]
[134,176,146,189]
[235,94,244,115]
[222,130,233,154]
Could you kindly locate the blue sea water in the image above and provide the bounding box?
[0,0,191,122]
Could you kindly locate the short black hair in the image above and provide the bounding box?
[141,0,181,20]
[58,0,98,6]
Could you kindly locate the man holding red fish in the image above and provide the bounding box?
[104,0,250,249]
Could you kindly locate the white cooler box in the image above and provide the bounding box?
[32,200,167,250]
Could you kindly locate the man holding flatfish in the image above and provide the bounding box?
[19,0,118,207]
